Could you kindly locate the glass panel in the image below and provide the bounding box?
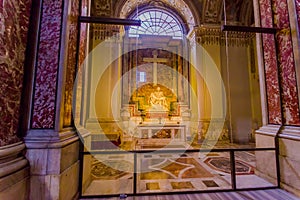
[74,22,126,154]
[81,152,134,196]
[218,0,264,147]
[77,1,279,196]
[136,151,232,193]
[235,150,277,189]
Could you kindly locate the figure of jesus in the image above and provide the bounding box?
[149,87,168,109]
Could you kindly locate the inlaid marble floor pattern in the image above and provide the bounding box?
[83,151,275,196]
[137,153,231,193]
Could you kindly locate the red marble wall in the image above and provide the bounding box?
[272,0,300,125]
[0,0,32,146]
[259,0,300,125]
[31,0,63,128]
[259,0,282,124]
[32,0,88,128]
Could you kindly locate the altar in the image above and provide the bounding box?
[134,124,187,149]
[137,124,186,140]
[117,47,193,150]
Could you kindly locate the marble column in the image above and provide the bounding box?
[0,0,32,199]
[255,0,300,196]
[22,0,89,199]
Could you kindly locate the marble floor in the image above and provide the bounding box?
[81,189,300,200]
[82,148,276,196]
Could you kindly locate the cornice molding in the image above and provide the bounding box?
[194,26,255,46]
[24,128,79,149]
[0,142,28,178]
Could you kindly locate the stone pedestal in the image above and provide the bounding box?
[278,126,300,197]
[25,129,80,200]
[0,142,29,200]
[255,125,300,197]
[255,125,278,185]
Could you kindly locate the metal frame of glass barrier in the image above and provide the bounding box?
[79,143,280,198]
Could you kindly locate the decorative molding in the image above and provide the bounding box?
[92,0,112,17]
[92,24,123,42]
[194,26,255,46]
[279,126,300,141]
[255,125,300,141]
[0,142,28,178]
[222,25,277,33]
[0,142,29,196]
[203,0,223,24]
[255,124,282,136]
[24,128,79,149]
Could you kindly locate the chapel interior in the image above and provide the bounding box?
[1,0,300,199]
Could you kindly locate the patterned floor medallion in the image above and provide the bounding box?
[204,157,254,175]
[91,160,133,179]
[140,157,213,180]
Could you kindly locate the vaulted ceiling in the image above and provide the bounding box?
[91,0,254,27]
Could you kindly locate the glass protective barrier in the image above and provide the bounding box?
[74,0,279,198]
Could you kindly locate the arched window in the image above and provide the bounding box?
[129,9,184,39]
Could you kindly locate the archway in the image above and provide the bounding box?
[76,0,277,197]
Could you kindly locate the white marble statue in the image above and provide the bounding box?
[149,87,168,110]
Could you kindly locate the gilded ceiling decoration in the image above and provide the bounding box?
[92,0,111,16]
[91,0,254,26]
[90,0,255,46]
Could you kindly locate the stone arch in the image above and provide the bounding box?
[114,0,199,33]
[127,7,187,37]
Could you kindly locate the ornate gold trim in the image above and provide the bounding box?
[194,26,255,47]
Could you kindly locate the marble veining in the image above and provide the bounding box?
[259,0,282,124]
[260,0,273,27]
[31,0,63,128]
[0,0,32,146]
[272,0,300,125]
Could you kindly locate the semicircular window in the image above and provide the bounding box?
[129,9,183,39]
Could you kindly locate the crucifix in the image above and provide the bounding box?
[143,50,168,85]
